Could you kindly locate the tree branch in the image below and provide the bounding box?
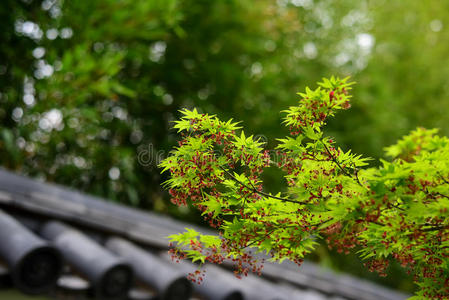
[219,165,308,205]
[321,140,363,186]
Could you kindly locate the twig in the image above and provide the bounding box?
[243,227,277,249]
[219,165,308,205]
[436,172,449,185]
[419,224,449,232]
[321,141,363,186]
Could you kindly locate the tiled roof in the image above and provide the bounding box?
[0,169,410,300]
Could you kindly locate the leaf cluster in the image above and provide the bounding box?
[161,77,449,299]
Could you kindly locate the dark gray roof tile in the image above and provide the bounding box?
[0,209,63,295]
[40,221,133,300]
[105,237,192,300]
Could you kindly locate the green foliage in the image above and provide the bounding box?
[161,78,449,299]
[0,0,367,210]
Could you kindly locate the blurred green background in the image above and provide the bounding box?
[1,0,448,294]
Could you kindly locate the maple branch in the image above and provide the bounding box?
[219,165,308,205]
[437,192,449,199]
[419,224,449,232]
[437,172,449,185]
[321,140,362,186]
[243,227,277,249]
[423,188,449,200]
